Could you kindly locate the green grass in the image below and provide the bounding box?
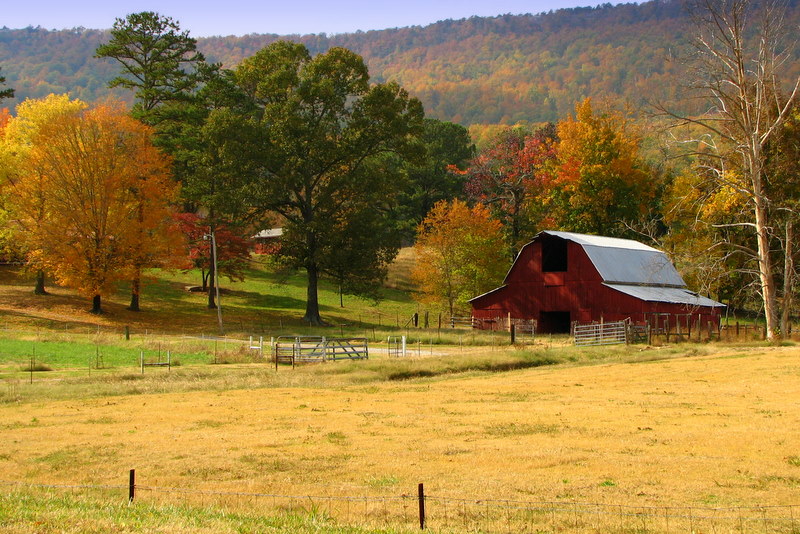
[0,489,417,533]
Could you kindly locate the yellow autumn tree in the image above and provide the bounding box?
[552,98,657,236]
[0,94,89,293]
[412,199,507,316]
[8,100,183,313]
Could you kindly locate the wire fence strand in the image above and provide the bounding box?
[2,478,799,533]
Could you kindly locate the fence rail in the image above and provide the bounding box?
[3,477,799,533]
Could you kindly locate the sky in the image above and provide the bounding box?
[3,0,608,37]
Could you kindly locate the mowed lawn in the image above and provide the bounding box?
[1,344,799,516]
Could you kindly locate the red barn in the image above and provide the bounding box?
[470,231,724,333]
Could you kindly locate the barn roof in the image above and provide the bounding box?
[604,284,726,308]
[536,231,686,288]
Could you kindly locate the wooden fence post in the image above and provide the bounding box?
[510,324,516,345]
[418,482,426,529]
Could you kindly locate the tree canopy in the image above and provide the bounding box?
[4,100,183,313]
[236,41,425,324]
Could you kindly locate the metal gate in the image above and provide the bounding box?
[273,336,368,364]
[573,320,628,346]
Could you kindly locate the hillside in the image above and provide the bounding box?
[2,0,800,125]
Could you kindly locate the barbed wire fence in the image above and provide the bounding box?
[2,477,799,533]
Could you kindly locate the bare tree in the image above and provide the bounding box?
[659,0,800,340]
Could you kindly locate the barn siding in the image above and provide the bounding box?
[471,234,722,333]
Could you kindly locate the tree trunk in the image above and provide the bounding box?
[207,260,217,309]
[90,294,102,314]
[201,269,208,292]
[781,219,794,337]
[34,270,47,295]
[303,261,323,325]
[753,191,779,341]
[339,283,344,308]
[128,273,141,312]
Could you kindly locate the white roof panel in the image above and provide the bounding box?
[604,283,725,308]
[542,231,658,252]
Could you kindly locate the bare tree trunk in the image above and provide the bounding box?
[754,197,779,340]
[781,219,794,336]
[207,260,217,309]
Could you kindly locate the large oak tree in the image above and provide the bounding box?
[236,41,425,325]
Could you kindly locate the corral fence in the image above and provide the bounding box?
[273,336,368,365]
[3,476,800,533]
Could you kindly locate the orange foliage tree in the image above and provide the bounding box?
[412,199,508,316]
[551,98,658,237]
[9,101,183,313]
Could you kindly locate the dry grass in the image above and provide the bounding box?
[384,247,417,292]
[1,344,798,516]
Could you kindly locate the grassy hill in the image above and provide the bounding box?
[0,256,422,337]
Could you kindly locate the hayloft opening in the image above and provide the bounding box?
[542,236,568,272]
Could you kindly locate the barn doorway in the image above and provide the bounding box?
[539,311,571,333]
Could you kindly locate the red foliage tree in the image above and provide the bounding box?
[176,212,252,303]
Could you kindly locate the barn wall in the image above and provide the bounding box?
[471,236,721,332]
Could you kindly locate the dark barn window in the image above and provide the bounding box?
[542,236,568,272]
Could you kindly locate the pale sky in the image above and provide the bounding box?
[3,0,611,37]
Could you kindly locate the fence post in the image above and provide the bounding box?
[418,482,426,529]
[510,324,516,345]
[129,469,135,503]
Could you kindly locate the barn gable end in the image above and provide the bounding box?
[470,231,724,333]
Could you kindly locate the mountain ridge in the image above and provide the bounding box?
[2,0,799,125]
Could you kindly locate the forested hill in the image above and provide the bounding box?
[2,0,800,125]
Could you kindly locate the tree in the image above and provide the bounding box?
[394,119,475,240]
[176,212,252,291]
[95,12,205,126]
[314,202,402,307]
[461,124,558,256]
[552,98,657,237]
[412,199,508,316]
[7,101,182,314]
[659,0,800,340]
[96,11,207,310]
[0,67,13,102]
[0,94,89,294]
[237,42,425,325]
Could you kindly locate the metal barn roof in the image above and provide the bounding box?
[604,284,725,308]
[539,231,686,287]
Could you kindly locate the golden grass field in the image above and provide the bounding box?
[1,342,799,532]
[1,263,799,532]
